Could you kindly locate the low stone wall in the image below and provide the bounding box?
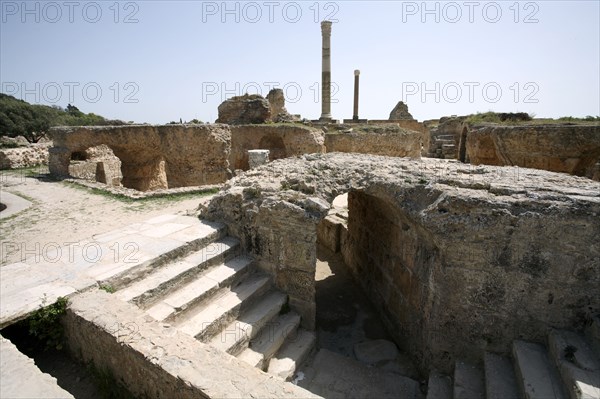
[64,290,320,399]
[467,124,600,180]
[324,124,421,158]
[229,124,325,170]
[0,144,50,170]
[49,125,232,191]
[202,153,600,373]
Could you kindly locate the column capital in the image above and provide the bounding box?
[354,69,360,76]
[321,20,332,35]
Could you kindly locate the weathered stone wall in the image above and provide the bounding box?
[63,290,319,399]
[229,124,325,171]
[202,153,600,373]
[0,143,50,169]
[49,125,232,191]
[467,124,600,180]
[341,190,439,370]
[324,124,421,158]
[353,120,430,155]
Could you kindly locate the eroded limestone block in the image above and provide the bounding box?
[216,94,271,125]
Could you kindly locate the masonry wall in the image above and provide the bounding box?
[341,191,438,364]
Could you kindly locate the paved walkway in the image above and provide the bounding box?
[0,214,221,328]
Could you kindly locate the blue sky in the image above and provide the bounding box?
[1,1,599,123]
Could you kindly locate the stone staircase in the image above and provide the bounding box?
[426,322,600,399]
[426,133,457,159]
[106,219,315,381]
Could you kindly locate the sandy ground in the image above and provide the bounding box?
[0,171,216,266]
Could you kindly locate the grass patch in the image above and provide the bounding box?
[99,284,116,294]
[465,112,532,125]
[8,296,70,352]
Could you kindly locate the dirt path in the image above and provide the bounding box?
[0,171,215,266]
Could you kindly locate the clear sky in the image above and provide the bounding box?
[1,0,599,123]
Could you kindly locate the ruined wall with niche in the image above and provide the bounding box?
[202,153,600,373]
[229,124,325,171]
[49,125,232,191]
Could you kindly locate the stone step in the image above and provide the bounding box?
[145,255,254,322]
[436,139,455,144]
[237,312,301,370]
[426,371,452,399]
[454,360,485,399]
[91,219,227,287]
[207,290,287,355]
[513,340,568,399]
[442,144,456,150]
[436,134,456,140]
[267,328,316,381]
[586,316,600,359]
[484,352,520,399]
[547,329,600,399]
[176,273,271,340]
[116,237,241,307]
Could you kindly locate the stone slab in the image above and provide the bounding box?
[513,340,568,399]
[484,352,520,399]
[0,337,75,398]
[0,190,32,219]
[268,328,316,380]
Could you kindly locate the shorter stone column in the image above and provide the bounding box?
[353,69,360,121]
[248,150,270,169]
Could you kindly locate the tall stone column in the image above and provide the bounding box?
[319,21,332,122]
[353,69,360,121]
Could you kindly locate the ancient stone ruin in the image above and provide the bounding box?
[389,101,415,120]
[2,17,600,399]
[467,124,600,180]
